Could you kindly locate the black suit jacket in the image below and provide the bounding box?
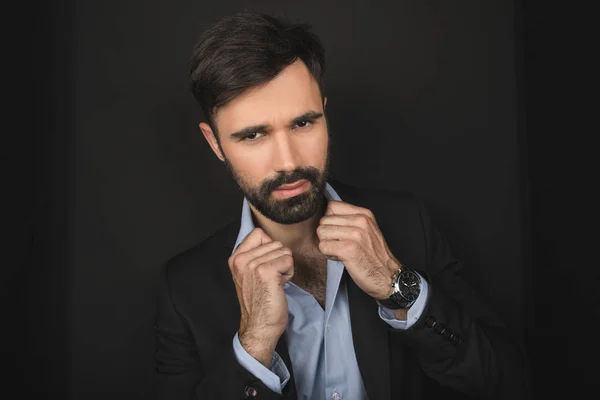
[154,179,530,399]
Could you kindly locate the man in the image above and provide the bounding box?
[154,11,529,400]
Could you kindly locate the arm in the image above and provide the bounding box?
[154,263,296,400]
[388,201,531,399]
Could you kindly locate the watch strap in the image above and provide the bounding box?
[377,266,421,310]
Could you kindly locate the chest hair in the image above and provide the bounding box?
[291,253,329,309]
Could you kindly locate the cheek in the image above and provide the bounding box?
[291,125,326,155]
[225,150,268,183]
[308,132,329,167]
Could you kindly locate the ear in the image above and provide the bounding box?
[199,122,225,162]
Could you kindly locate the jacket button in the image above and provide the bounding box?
[425,316,437,328]
[244,385,257,398]
[451,333,464,344]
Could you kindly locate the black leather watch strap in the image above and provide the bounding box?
[377,266,421,310]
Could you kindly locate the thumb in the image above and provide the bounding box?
[236,227,273,253]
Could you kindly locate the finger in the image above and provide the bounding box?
[326,200,375,220]
[235,227,272,253]
[246,247,292,272]
[272,255,295,285]
[320,214,372,229]
[318,239,353,262]
[317,224,363,242]
[237,240,283,262]
[255,253,295,285]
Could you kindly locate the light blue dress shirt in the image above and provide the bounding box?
[232,182,429,400]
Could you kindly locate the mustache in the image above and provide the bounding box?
[261,168,320,194]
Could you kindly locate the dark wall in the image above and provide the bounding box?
[519,1,599,398]
[5,0,72,396]
[15,0,535,398]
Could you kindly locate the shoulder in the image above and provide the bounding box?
[328,178,424,214]
[159,219,240,289]
[156,219,242,332]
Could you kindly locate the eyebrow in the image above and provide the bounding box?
[229,111,324,140]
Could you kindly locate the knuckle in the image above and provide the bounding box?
[230,263,242,277]
[345,240,358,252]
[230,254,242,269]
[358,215,369,226]
[252,228,264,238]
[255,264,269,280]
[234,253,246,266]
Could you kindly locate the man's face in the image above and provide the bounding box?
[207,60,330,225]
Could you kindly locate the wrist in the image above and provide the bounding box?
[392,308,408,320]
[373,258,402,300]
[239,330,279,367]
[377,264,421,310]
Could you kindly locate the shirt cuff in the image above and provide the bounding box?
[378,272,429,330]
[232,332,290,393]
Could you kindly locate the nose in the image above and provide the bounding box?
[271,131,302,173]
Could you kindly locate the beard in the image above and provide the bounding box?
[222,145,331,225]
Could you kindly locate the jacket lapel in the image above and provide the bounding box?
[333,180,393,400]
[346,271,391,400]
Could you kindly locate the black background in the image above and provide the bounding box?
[5,0,597,398]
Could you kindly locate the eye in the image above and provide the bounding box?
[242,132,265,142]
[294,119,313,129]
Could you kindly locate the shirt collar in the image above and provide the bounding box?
[232,181,342,254]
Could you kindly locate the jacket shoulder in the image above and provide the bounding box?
[160,219,240,288]
[329,178,423,213]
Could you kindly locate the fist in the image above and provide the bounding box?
[228,228,294,365]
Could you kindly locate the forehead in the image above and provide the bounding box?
[214,60,323,134]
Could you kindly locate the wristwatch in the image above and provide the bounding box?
[377,266,421,310]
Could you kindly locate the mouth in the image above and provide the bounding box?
[277,180,307,190]
[273,179,310,199]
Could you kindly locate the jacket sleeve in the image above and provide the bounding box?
[153,263,297,400]
[389,200,531,399]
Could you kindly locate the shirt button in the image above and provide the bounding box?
[332,391,341,400]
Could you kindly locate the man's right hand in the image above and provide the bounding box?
[228,227,294,367]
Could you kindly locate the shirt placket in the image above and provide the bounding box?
[324,260,345,400]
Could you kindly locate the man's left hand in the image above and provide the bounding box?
[317,200,401,300]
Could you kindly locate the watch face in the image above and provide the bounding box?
[399,271,420,301]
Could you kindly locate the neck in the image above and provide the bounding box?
[249,198,328,255]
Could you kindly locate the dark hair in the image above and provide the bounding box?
[189,11,326,130]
